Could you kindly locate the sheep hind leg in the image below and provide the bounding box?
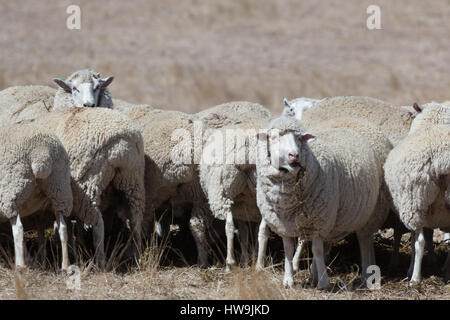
[410,228,425,285]
[11,215,25,268]
[443,251,450,283]
[423,228,437,271]
[256,218,269,271]
[312,236,329,290]
[189,206,209,268]
[56,212,70,271]
[92,212,105,269]
[225,211,236,272]
[282,236,296,288]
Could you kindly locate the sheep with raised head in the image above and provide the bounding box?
[53,69,114,110]
[384,103,450,284]
[282,97,327,121]
[0,123,72,270]
[33,107,145,268]
[256,116,386,289]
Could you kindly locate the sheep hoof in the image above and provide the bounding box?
[283,277,294,288]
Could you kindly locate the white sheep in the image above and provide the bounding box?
[0,85,56,124]
[53,69,114,109]
[384,103,450,284]
[0,123,72,270]
[33,107,145,268]
[121,106,213,267]
[256,116,386,289]
[282,97,327,121]
[197,101,276,271]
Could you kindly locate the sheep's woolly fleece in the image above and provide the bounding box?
[0,122,72,221]
[122,106,198,221]
[0,85,56,124]
[384,106,450,232]
[300,96,415,146]
[53,69,113,110]
[33,108,145,227]
[409,102,450,133]
[256,116,381,241]
[198,102,274,221]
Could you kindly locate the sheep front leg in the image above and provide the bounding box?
[357,233,375,282]
[282,236,295,288]
[225,211,237,272]
[11,215,25,268]
[410,228,425,285]
[92,214,105,269]
[293,239,305,273]
[57,212,70,271]
[312,236,329,290]
[256,218,269,271]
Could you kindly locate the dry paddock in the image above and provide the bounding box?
[0,224,448,300]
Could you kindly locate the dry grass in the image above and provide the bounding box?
[0,228,448,300]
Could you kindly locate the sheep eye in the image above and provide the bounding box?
[72,87,79,93]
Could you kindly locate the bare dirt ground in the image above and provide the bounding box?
[0,0,449,300]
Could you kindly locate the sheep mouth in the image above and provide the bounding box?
[289,162,301,168]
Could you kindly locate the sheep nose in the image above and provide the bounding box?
[288,152,299,160]
[83,103,94,107]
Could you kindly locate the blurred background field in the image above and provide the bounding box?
[0,0,449,113]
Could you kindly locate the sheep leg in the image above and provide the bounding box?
[282,236,295,288]
[293,239,305,273]
[225,211,236,272]
[92,213,105,269]
[11,215,25,268]
[312,236,329,290]
[356,233,375,282]
[388,225,402,270]
[410,228,425,284]
[256,218,269,270]
[443,251,450,282]
[57,212,69,271]
[189,206,209,268]
[237,220,250,266]
[423,228,437,269]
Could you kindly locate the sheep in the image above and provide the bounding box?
[197,101,276,271]
[0,85,56,124]
[384,104,450,284]
[53,69,114,110]
[0,123,72,270]
[32,107,145,268]
[256,116,387,289]
[300,96,415,146]
[120,105,214,266]
[282,97,327,121]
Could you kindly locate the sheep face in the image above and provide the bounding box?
[259,129,315,175]
[53,75,114,107]
[283,97,322,121]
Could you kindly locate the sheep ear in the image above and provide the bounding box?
[100,76,114,89]
[413,102,422,113]
[53,78,72,93]
[283,98,291,109]
[301,133,316,144]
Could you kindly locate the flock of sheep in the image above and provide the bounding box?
[0,68,448,291]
